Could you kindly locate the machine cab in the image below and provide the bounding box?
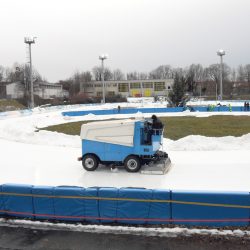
[140,119,163,148]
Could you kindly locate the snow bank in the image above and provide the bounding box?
[0,102,250,150]
[165,134,250,151]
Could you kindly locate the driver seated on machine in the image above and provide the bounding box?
[144,115,164,144]
[151,115,163,133]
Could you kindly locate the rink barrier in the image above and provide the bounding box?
[2,184,34,219]
[0,184,249,227]
[171,190,250,227]
[0,185,3,215]
[62,106,247,116]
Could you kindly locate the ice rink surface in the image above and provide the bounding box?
[1,138,250,191]
[0,101,250,192]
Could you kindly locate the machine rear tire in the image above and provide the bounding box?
[124,155,141,172]
[82,154,99,171]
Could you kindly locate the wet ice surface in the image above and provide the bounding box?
[0,137,249,191]
[0,102,249,191]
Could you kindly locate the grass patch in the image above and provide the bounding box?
[40,116,250,140]
[0,99,25,111]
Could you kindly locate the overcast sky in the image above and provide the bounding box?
[1,0,250,82]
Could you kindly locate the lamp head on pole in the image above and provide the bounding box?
[99,54,108,60]
[217,49,225,56]
[24,37,37,44]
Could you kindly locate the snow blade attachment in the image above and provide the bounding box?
[140,151,171,175]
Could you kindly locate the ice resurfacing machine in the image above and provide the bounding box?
[78,118,171,174]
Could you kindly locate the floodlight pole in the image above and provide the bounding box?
[99,54,108,104]
[24,37,36,108]
[217,50,225,100]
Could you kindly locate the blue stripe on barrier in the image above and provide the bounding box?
[99,187,118,223]
[54,186,85,221]
[117,188,152,224]
[171,190,250,227]
[32,186,55,219]
[2,184,33,219]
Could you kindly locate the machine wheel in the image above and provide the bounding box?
[82,154,99,171]
[124,155,141,172]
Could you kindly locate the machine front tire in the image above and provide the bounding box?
[124,155,141,173]
[82,154,99,171]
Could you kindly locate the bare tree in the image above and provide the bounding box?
[185,64,204,93]
[0,66,4,82]
[204,64,220,83]
[149,65,172,79]
[138,72,148,80]
[126,71,149,80]
[237,65,246,81]
[188,64,204,82]
[79,71,92,93]
[113,69,125,80]
[204,63,231,83]
[92,66,113,81]
[126,71,139,80]
[245,64,250,83]
[230,68,236,82]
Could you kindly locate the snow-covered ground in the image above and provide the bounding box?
[0,101,250,192]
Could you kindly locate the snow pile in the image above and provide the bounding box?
[165,134,250,151]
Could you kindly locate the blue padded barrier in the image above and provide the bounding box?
[172,190,250,227]
[2,184,33,218]
[117,188,152,224]
[62,107,185,117]
[54,186,85,221]
[32,186,55,220]
[0,185,3,215]
[61,106,249,117]
[84,187,99,223]
[147,189,171,225]
[99,187,118,223]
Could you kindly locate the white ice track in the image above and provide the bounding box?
[0,101,250,192]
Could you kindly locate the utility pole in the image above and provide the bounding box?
[24,37,36,108]
[217,49,226,100]
[99,54,108,104]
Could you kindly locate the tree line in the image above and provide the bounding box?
[62,63,250,100]
[1,62,250,106]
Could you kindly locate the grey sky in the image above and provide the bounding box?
[1,0,250,82]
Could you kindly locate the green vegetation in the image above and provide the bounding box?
[163,116,250,140]
[40,115,250,140]
[0,99,25,112]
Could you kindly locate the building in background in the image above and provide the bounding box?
[80,79,173,98]
[0,81,68,100]
[34,82,68,99]
[0,82,25,99]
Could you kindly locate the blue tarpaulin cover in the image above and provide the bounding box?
[54,186,85,221]
[2,184,33,218]
[84,187,99,223]
[147,189,171,224]
[99,187,118,223]
[117,188,152,224]
[172,190,250,226]
[0,185,3,215]
[32,186,54,219]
